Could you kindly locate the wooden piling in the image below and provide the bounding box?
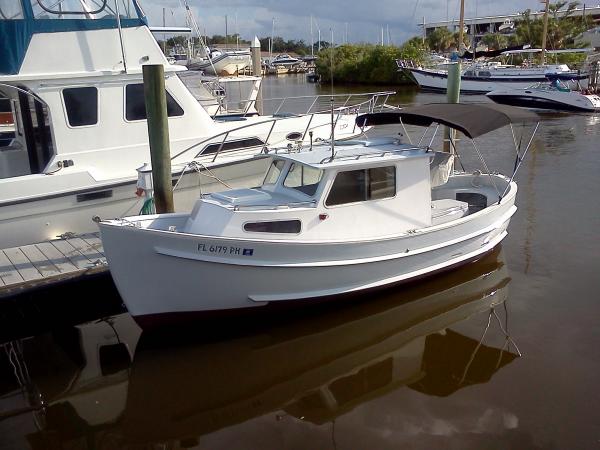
[142,64,174,214]
[251,36,264,115]
[443,62,461,152]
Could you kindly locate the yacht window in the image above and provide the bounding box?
[244,220,301,233]
[478,71,491,78]
[31,0,139,19]
[63,87,98,127]
[283,163,323,196]
[464,71,474,77]
[32,0,105,18]
[0,1,23,19]
[200,137,264,156]
[125,84,184,121]
[263,159,285,185]
[326,166,396,206]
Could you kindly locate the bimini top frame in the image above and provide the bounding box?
[356,103,540,202]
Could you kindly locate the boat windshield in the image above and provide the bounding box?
[0,1,23,19]
[283,163,323,196]
[263,159,285,185]
[29,0,142,20]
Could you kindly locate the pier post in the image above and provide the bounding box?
[251,36,264,115]
[142,64,174,214]
[443,62,461,152]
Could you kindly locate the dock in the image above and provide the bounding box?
[0,233,108,298]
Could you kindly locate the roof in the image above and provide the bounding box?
[271,140,428,169]
[356,103,539,139]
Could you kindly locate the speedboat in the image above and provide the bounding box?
[99,103,539,327]
[187,49,252,76]
[487,81,600,112]
[0,0,388,249]
[270,54,301,67]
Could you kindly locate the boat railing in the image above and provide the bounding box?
[231,200,318,211]
[171,91,395,164]
[318,146,423,164]
[214,90,395,117]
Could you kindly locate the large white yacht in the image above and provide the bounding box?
[0,0,380,249]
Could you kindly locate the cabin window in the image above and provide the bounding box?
[478,71,491,78]
[464,71,474,77]
[326,166,396,206]
[0,2,23,19]
[263,159,285,185]
[283,163,323,196]
[125,84,184,121]
[63,87,98,127]
[244,220,301,234]
[199,137,264,156]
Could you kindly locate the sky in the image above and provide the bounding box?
[139,0,553,45]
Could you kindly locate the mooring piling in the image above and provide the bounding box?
[142,64,174,214]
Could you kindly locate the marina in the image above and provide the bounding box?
[1,75,600,447]
[2,0,600,448]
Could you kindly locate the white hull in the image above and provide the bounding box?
[99,175,516,324]
[0,109,364,249]
[487,88,600,112]
[0,157,269,249]
[189,52,252,76]
[407,68,588,93]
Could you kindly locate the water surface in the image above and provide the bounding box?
[1,74,599,450]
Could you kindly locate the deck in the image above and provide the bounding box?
[0,233,108,298]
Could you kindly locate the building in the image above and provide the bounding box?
[420,5,600,38]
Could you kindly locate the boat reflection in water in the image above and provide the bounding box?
[2,248,519,448]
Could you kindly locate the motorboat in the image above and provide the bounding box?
[187,48,252,76]
[1,247,517,444]
[397,60,589,94]
[487,81,600,112]
[270,54,301,67]
[498,19,515,34]
[99,103,539,327]
[0,0,389,249]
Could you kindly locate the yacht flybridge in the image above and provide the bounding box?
[0,0,388,249]
[99,103,539,327]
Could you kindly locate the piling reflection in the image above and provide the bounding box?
[0,248,519,449]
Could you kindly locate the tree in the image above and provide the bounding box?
[426,27,454,52]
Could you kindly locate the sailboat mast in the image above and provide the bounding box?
[458,0,465,54]
[311,15,314,57]
[541,0,550,65]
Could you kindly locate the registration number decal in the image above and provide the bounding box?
[197,243,253,256]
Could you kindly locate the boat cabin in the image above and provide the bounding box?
[180,139,490,240]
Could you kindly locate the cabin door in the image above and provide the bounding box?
[18,90,54,174]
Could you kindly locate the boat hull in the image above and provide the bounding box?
[406,68,588,94]
[188,52,252,76]
[487,91,600,112]
[99,184,517,326]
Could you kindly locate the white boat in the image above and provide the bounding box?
[187,49,252,76]
[270,54,301,67]
[99,103,539,327]
[0,0,388,249]
[487,81,600,112]
[498,19,515,33]
[397,61,589,94]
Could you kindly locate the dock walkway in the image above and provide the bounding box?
[0,233,108,298]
